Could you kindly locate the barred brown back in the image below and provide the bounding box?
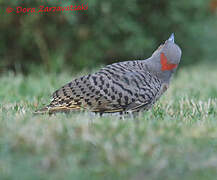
[37,61,162,114]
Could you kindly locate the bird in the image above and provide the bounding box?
[35,33,182,115]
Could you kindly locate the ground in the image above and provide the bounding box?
[0,63,217,180]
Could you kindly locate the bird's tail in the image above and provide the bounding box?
[34,105,76,115]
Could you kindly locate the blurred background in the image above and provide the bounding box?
[1,1,217,179]
[0,0,217,74]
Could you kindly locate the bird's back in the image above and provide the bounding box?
[36,60,162,114]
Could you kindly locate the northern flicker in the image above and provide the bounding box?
[35,33,182,115]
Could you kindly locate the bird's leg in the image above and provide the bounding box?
[118,111,126,120]
[128,111,135,119]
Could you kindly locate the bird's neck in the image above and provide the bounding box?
[141,56,175,84]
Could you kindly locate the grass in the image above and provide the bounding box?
[0,63,217,180]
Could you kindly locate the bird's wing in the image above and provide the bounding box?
[107,69,161,112]
[46,73,125,113]
[40,63,161,114]
[49,74,102,110]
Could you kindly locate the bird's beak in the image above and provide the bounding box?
[168,33,175,43]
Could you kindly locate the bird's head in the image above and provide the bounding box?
[152,33,182,71]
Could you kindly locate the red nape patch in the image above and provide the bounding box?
[160,53,178,71]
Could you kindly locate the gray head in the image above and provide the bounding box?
[146,33,182,82]
[161,33,182,65]
[152,33,182,66]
